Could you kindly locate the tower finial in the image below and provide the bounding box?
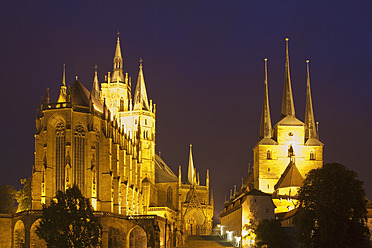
[139,58,143,69]
[259,58,272,139]
[305,59,317,140]
[280,37,295,119]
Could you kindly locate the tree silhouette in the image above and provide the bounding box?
[0,184,16,214]
[36,185,102,248]
[254,219,292,248]
[295,163,369,248]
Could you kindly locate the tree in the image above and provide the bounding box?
[254,219,292,248]
[0,184,16,214]
[36,185,102,248]
[295,163,369,248]
[16,178,32,212]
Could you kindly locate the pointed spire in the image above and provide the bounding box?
[210,190,214,206]
[112,32,124,83]
[187,144,196,185]
[305,60,317,139]
[133,59,150,110]
[58,64,67,103]
[179,165,182,186]
[259,58,272,139]
[62,64,66,86]
[206,169,209,188]
[280,38,295,119]
[91,65,100,99]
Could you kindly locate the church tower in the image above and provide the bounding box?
[253,38,323,197]
[100,35,156,204]
[100,34,132,119]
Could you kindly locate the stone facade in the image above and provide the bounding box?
[2,35,213,248]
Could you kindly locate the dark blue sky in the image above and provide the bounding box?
[1,0,372,218]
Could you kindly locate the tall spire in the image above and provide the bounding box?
[305,60,317,139]
[280,38,295,119]
[58,64,67,103]
[111,32,124,83]
[91,65,100,99]
[187,144,196,185]
[259,58,272,139]
[133,59,150,110]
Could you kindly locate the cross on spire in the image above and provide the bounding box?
[117,31,120,37]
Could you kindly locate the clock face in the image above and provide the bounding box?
[111,92,116,98]
[288,132,294,136]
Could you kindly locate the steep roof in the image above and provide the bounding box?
[69,80,103,113]
[154,154,178,183]
[275,160,304,190]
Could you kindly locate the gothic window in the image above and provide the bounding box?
[55,122,66,191]
[310,150,315,160]
[268,167,270,172]
[120,98,124,111]
[167,187,172,204]
[266,150,272,160]
[145,119,147,125]
[74,124,85,193]
[65,164,71,190]
[94,128,100,198]
[135,119,137,125]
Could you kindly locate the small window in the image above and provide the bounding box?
[266,208,269,213]
[145,119,147,125]
[135,119,137,125]
[267,150,272,160]
[310,150,315,160]
[267,184,269,189]
[119,98,124,111]
[268,168,270,172]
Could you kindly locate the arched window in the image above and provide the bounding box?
[266,150,272,160]
[310,150,315,160]
[167,187,173,204]
[74,124,85,193]
[55,122,66,191]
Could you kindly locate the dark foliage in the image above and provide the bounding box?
[36,185,102,248]
[0,184,16,214]
[295,163,369,248]
[16,178,32,212]
[254,219,292,248]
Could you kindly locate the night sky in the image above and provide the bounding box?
[1,1,372,220]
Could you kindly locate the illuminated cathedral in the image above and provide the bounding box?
[7,35,213,248]
[220,38,323,247]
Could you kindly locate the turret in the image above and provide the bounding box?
[91,65,100,99]
[280,38,295,119]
